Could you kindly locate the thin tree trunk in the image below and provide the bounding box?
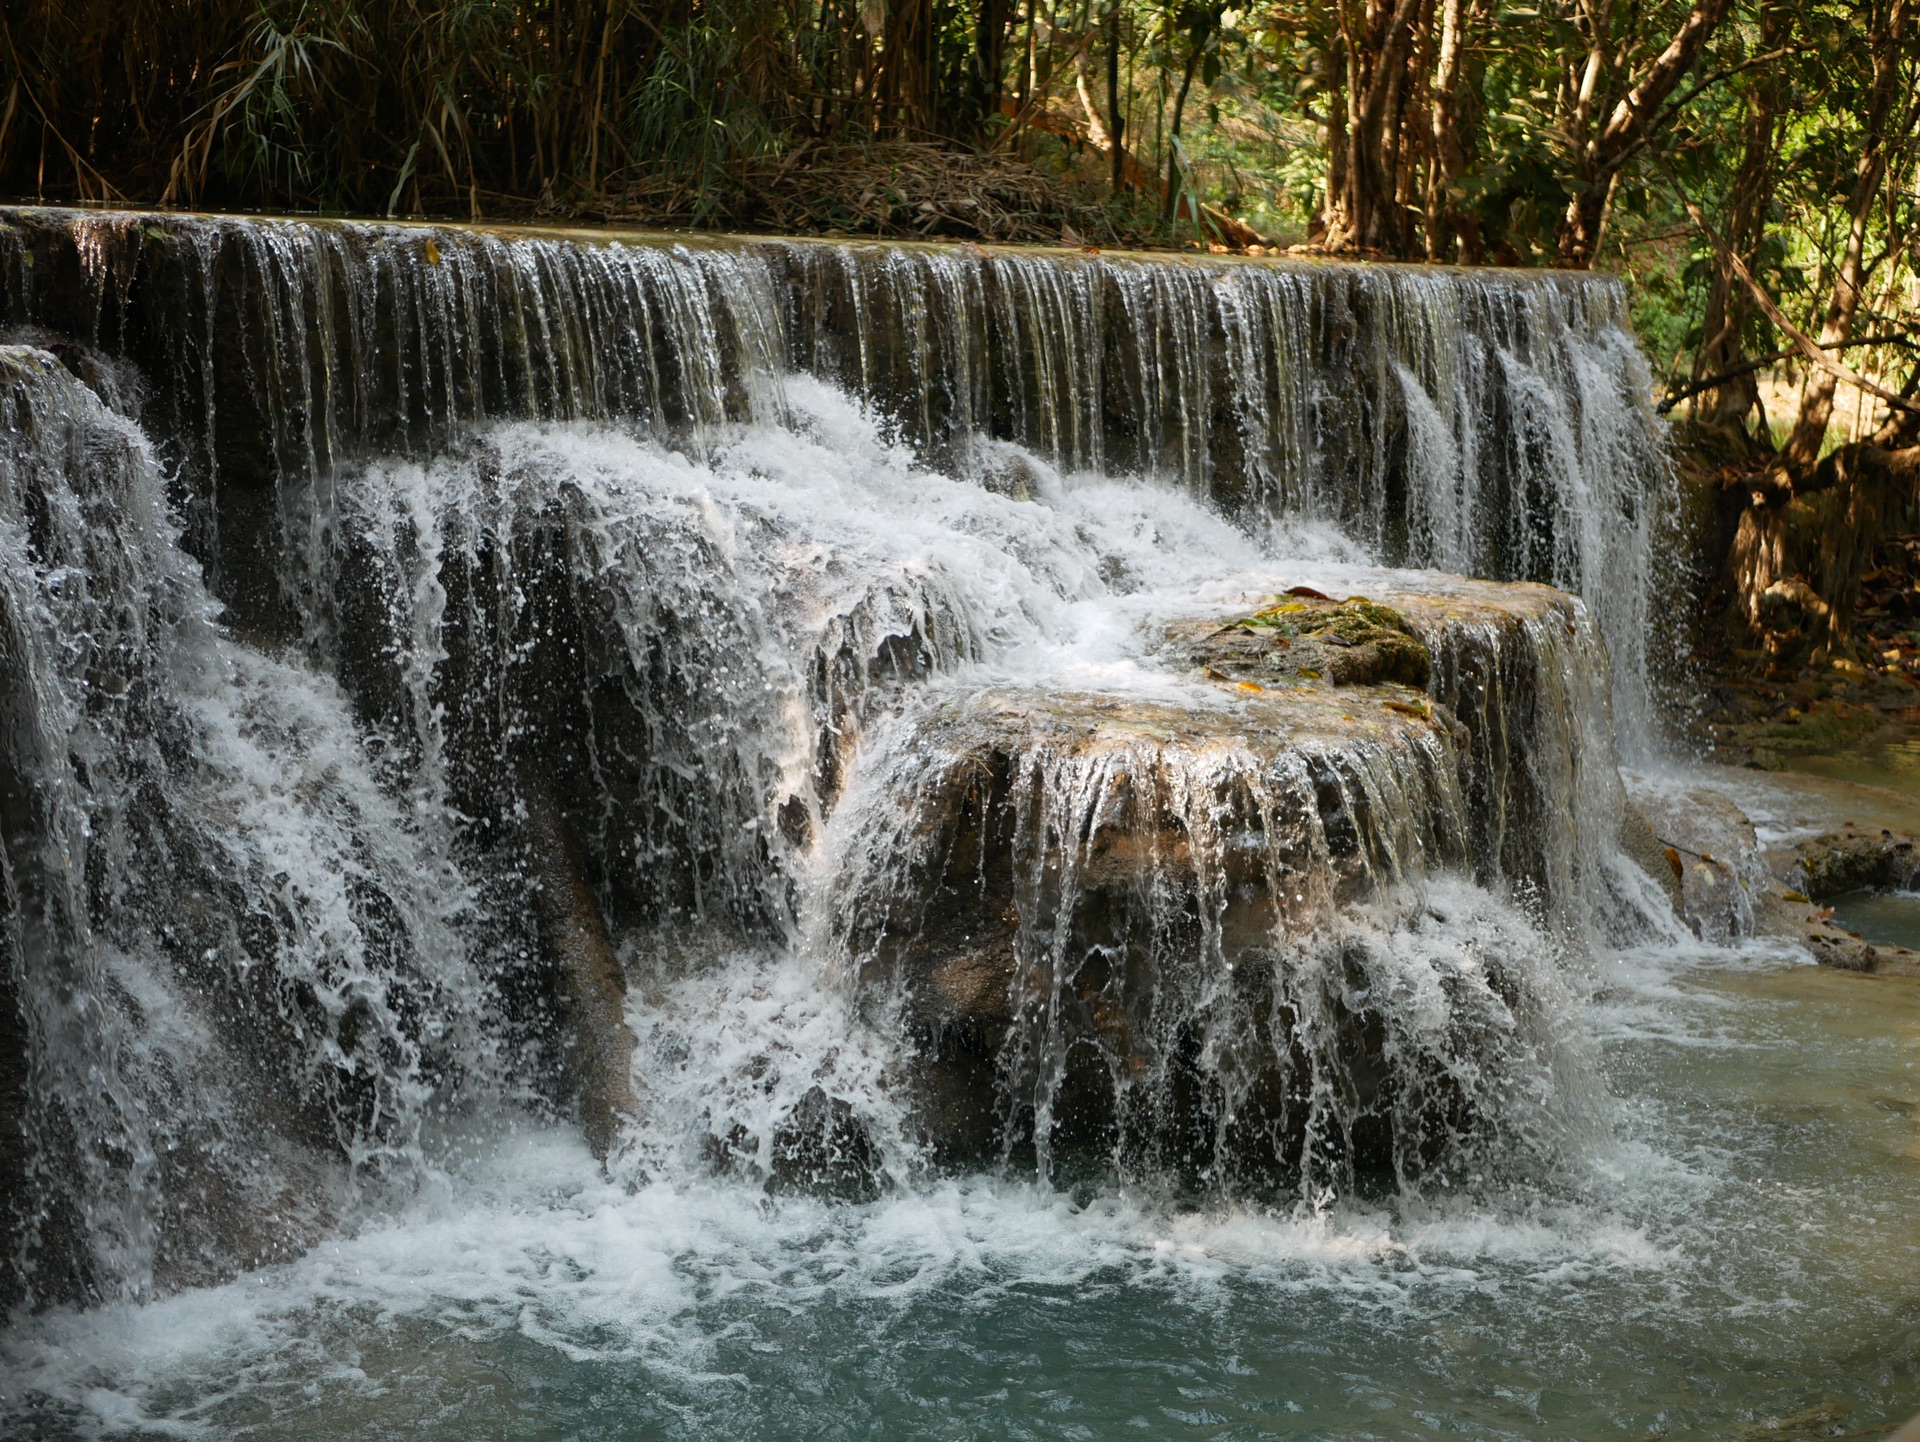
[1321,40,1350,241]
[1106,1,1124,191]
[1692,6,1786,431]
[1425,0,1478,260]
[1162,24,1207,223]
[1784,0,1912,466]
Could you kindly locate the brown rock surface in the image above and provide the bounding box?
[833,579,1609,1180]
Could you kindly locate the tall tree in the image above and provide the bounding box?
[1782,0,1915,466]
[1553,0,1739,267]
[1322,0,1427,252]
[1424,0,1481,261]
[1688,0,1791,435]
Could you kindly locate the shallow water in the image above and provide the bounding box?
[7,932,1919,1441]
[1787,739,1920,802]
[1832,891,1920,952]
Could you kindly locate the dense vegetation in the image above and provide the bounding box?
[2,0,1917,665]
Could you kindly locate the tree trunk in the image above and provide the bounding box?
[1321,40,1351,240]
[1106,2,1125,192]
[1692,3,1788,434]
[967,0,1012,140]
[1389,3,1432,256]
[1323,0,1428,253]
[1728,440,1920,662]
[1783,0,1911,467]
[1555,0,1735,267]
[1162,26,1209,223]
[1425,0,1480,261]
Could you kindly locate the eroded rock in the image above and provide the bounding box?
[1187,591,1433,689]
[834,580,1613,1188]
[1764,823,1920,974]
[520,785,642,1159]
[1621,776,1761,943]
[1789,827,1920,899]
[1621,772,1920,975]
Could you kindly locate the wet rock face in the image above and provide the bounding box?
[326,427,990,943]
[1622,779,1762,944]
[0,349,482,1310]
[767,1087,886,1203]
[702,1085,887,1202]
[1768,825,1920,974]
[1620,775,1920,976]
[1619,801,1687,915]
[518,785,640,1160]
[833,583,1609,1192]
[1792,829,1920,899]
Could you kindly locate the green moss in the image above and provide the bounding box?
[1225,595,1432,689]
[1742,704,1883,756]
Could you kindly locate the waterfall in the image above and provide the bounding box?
[0,349,493,1310]
[0,209,1671,732]
[0,208,1675,1314]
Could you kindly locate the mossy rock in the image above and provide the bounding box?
[1793,828,1920,899]
[1199,593,1432,689]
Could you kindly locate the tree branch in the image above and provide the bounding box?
[1657,331,1920,413]
[1727,249,1920,415]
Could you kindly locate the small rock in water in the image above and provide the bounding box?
[768,1086,885,1203]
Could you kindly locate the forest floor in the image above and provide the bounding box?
[1688,532,1920,772]
[467,140,1269,252]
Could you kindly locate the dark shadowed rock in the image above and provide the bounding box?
[1791,828,1920,899]
[520,784,642,1160]
[768,1086,886,1202]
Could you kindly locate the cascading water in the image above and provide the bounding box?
[6,209,1912,1442]
[0,348,493,1312]
[0,209,1671,736]
[0,332,1627,1305]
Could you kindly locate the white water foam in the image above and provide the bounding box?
[0,915,1814,1440]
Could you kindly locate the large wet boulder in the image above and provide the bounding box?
[1621,776,1762,943]
[1619,771,1920,975]
[833,582,1612,1192]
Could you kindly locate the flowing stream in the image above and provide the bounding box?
[0,210,1915,1440]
